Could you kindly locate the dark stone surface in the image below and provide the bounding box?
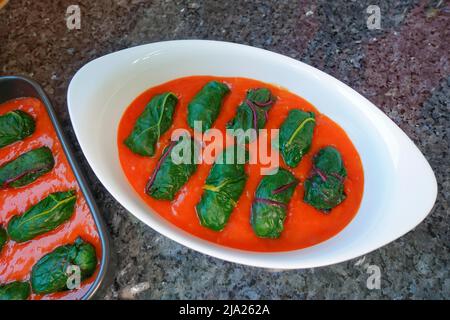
[0,0,448,299]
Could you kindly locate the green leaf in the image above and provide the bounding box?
[31,237,97,294]
[0,110,35,148]
[187,81,230,132]
[72,237,97,279]
[227,88,275,142]
[279,110,316,168]
[7,190,77,242]
[0,226,7,253]
[125,92,178,156]
[251,168,298,238]
[146,136,198,200]
[0,281,31,300]
[196,146,248,231]
[303,146,347,212]
[0,146,55,188]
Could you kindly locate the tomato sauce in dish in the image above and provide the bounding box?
[0,97,101,300]
[118,76,364,252]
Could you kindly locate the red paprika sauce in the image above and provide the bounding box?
[0,97,101,300]
[118,76,364,252]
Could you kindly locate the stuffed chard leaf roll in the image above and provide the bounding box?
[304,146,347,212]
[146,136,198,200]
[0,226,6,253]
[0,281,31,300]
[125,92,178,157]
[279,110,316,168]
[8,190,77,242]
[31,237,97,294]
[188,81,230,132]
[227,88,275,142]
[251,168,298,238]
[0,110,35,149]
[196,147,248,231]
[0,146,55,188]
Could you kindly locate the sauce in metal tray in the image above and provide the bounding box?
[0,97,101,300]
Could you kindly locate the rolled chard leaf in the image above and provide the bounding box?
[227,88,275,142]
[0,225,6,253]
[31,237,97,294]
[7,190,77,243]
[0,281,31,300]
[304,146,347,212]
[187,81,230,132]
[146,136,198,200]
[125,92,178,157]
[0,110,35,149]
[279,110,316,168]
[251,168,298,238]
[196,146,248,231]
[0,146,55,188]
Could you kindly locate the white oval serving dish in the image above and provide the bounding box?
[68,40,437,269]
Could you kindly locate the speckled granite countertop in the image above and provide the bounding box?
[0,0,448,299]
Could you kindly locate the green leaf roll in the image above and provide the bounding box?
[279,110,316,168]
[304,146,347,212]
[0,146,55,188]
[227,88,275,142]
[0,281,31,300]
[125,92,178,156]
[251,168,298,238]
[196,146,248,231]
[31,237,97,294]
[0,225,7,253]
[8,190,77,243]
[146,136,198,200]
[187,81,230,132]
[0,110,35,148]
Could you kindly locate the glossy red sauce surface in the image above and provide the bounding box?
[0,97,101,300]
[118,76,364,252]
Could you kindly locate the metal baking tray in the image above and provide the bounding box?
[0,75,113,300]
